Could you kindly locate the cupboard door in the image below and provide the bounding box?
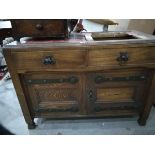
[22,73,83,117]
[86,70,147,116]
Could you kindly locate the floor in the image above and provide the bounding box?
[0,80,155,135]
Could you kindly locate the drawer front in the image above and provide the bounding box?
[12,49,86,70]
[86,70,147,114]
[88,47,155,67]
[22,73,83,117]
[11,19,68,37]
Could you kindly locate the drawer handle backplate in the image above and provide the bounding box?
[36,24,43,30]
[117,52,129,65]
[43,56,56,65]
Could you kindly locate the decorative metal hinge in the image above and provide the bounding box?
[88,89,97,104]
[26,76,79,85]
[35,106,79,113]
[94,75,147,84]
[94,104,140,112]
[117,52,129,65]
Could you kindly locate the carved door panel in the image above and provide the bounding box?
[86,70,148,116]
[22,72,83,117]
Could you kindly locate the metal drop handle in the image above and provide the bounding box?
[36,24,43,30]
[43,56,56,65]
[117,52,129,65]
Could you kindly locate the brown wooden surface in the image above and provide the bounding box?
[138,72,155,125]
[97,87,135,102]
[9,46,155,72]
[11,49,87,70]
[3,49,35,127]
[85,70,147,115]
[11,19,68,39]
[23,73,83,116]
[88,47,155,67]
[3,30,155,128]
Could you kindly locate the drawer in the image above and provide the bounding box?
[12,49,86,70]
[86,70,148,114]
[88,47,155,67]
[11,19,68,38]
[21,73,83,116]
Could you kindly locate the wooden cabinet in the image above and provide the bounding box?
[11,19,68,39]
[0,28,12,45]
[3,31,155,129]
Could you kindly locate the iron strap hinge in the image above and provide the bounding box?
[95,75,147,84]
[26,76,79,85]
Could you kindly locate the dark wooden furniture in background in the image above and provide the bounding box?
[3,31,155,129]
[11,19,68,40]
[68,19,78,31]
[0,28,12,45]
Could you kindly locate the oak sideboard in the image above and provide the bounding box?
[3,31,155,129]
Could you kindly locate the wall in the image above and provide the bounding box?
[83,19,155,34]
[109,19,130,31]
[128,19,155,34]
[0,21,11,28]
[83,19,130,32]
